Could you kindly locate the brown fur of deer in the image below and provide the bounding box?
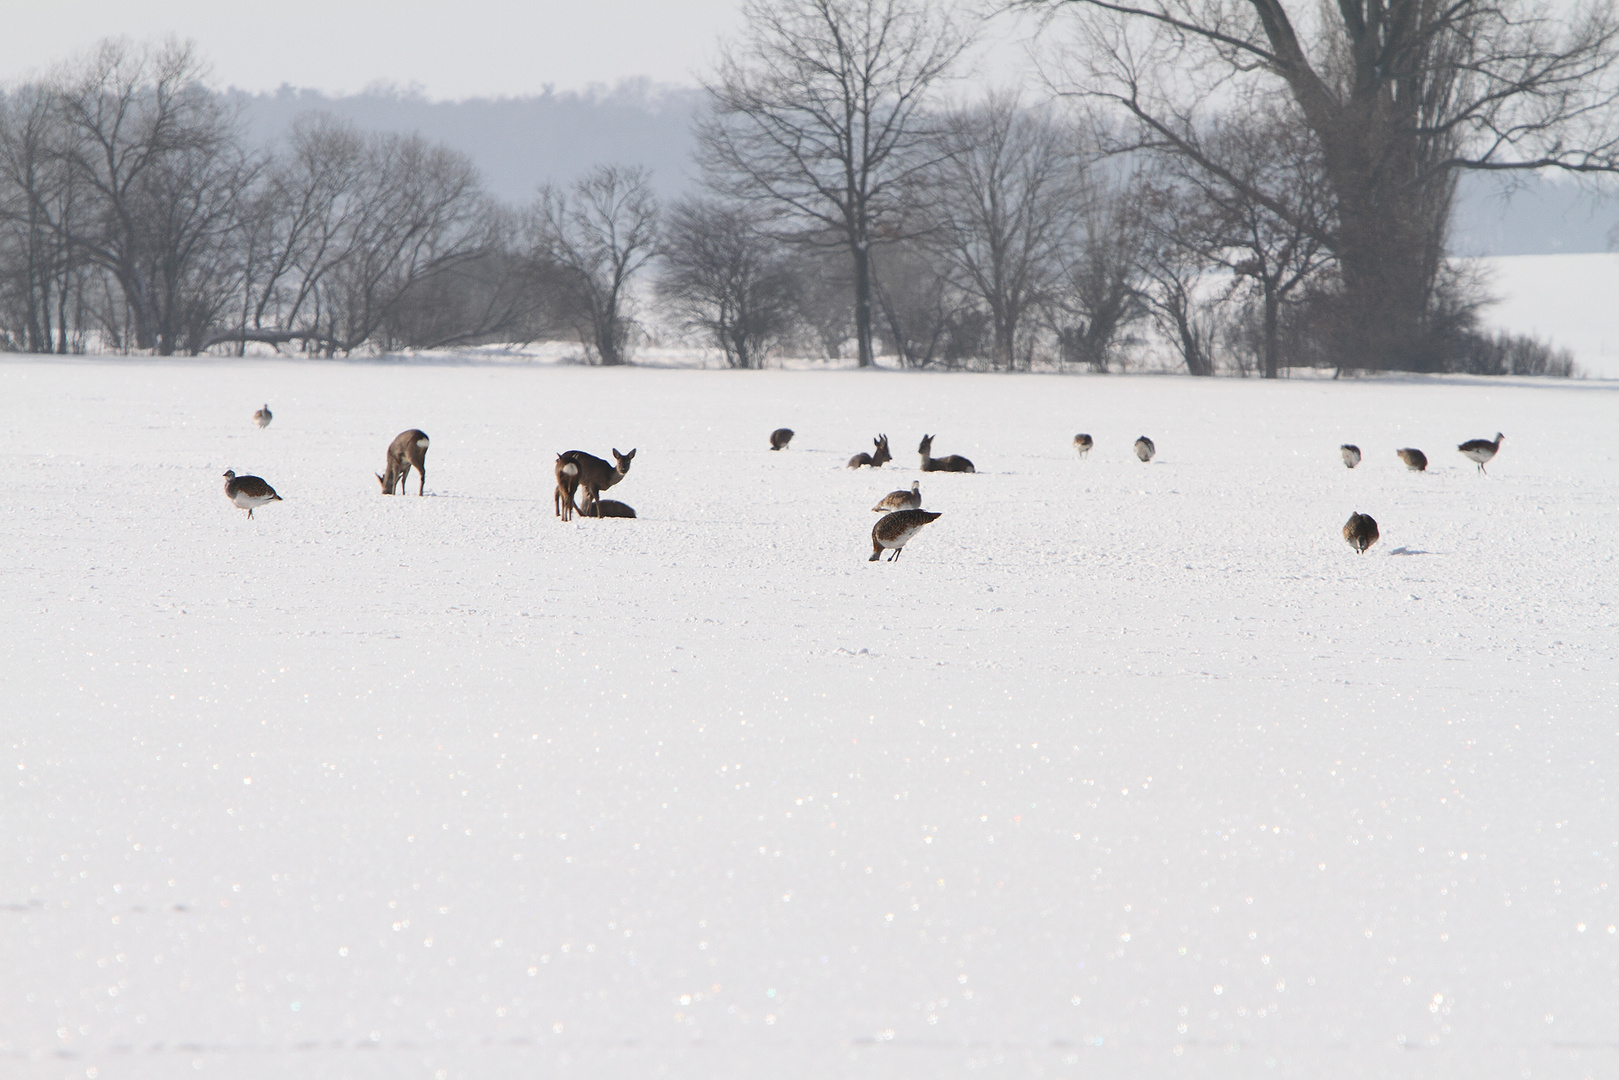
[377,429,430,495]
[555,448,635,519]
[918,434,974,473]
[847,434,891,469]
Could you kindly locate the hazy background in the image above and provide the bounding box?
[5,2,1616,250]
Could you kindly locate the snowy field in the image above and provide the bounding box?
[1479,253,1619,380]
[2,355,1616,1080]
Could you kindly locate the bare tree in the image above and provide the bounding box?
[1139,108,1333,376]
[0,85,85,353]
[1049,178,1147,372]
[921,92,1090,369]
[52,40,258,355]
[531,164,659,366]
[791,243,857,358]
[699,0,973,367]
[317,132,489,354]
[220,117,494,355]
[870,236,960,366]
[658,197,798,368]
[1028,0,1619,371]
[1137,185,1218,374]
[229,113,369,353]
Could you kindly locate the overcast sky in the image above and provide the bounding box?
[2,0,1039,99]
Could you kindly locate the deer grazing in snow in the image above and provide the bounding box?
[847,434,892,469]
[555,448,635,520]
[377,429,430,495]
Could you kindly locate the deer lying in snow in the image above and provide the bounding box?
[847,434,892,468]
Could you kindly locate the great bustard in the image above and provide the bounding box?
[872,480,921,513]
[222,470,282,519]
[869,509,943,562]
[1396,448,1428,472]
[1343,511,1380,554]
[1457,432,1504,474]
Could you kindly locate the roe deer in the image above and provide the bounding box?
[1396,448,1428,472]
[1341,444,1361,469]
[592,499,636,518]
[377,429,430,495]
[848,434,891,469]
[918,434,974,473]
[1073,434,1093,456]
[253,404,272,428]
[1134,436,1155,462]
[770,428,795,450]
[556,448,635,520]
[222,470,282,519]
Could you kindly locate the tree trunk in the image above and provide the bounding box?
[1261,285,1280,379]
[851,240,873,367]
[992,310,1015,371]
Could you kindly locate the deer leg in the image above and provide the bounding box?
[417,463,426,495]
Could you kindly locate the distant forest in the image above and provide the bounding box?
[3,0,1615,375]
[228,81,704,205]
[226,84,1614,259]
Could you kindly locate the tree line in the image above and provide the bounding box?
[5,0,1613,375]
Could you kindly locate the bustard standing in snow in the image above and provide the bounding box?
[1457,432,1503,474]
[869,509,942,562]
[223,470,282,519]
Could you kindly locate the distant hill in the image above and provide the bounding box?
[230,83,1617,254]
[227,80,706,206]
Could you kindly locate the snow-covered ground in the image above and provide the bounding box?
[1478,254,1619,380]
[2,355,1616,1079]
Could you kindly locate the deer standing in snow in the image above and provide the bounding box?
[377,429,430,495]
[555,448,635,520]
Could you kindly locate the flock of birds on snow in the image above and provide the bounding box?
[222,406,1505,563]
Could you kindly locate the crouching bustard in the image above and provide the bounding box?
[1343,511,1380,554]
[872,480,921,513]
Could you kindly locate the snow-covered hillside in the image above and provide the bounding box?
[1479,253,1619,379]
[2,356,1615,1079]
